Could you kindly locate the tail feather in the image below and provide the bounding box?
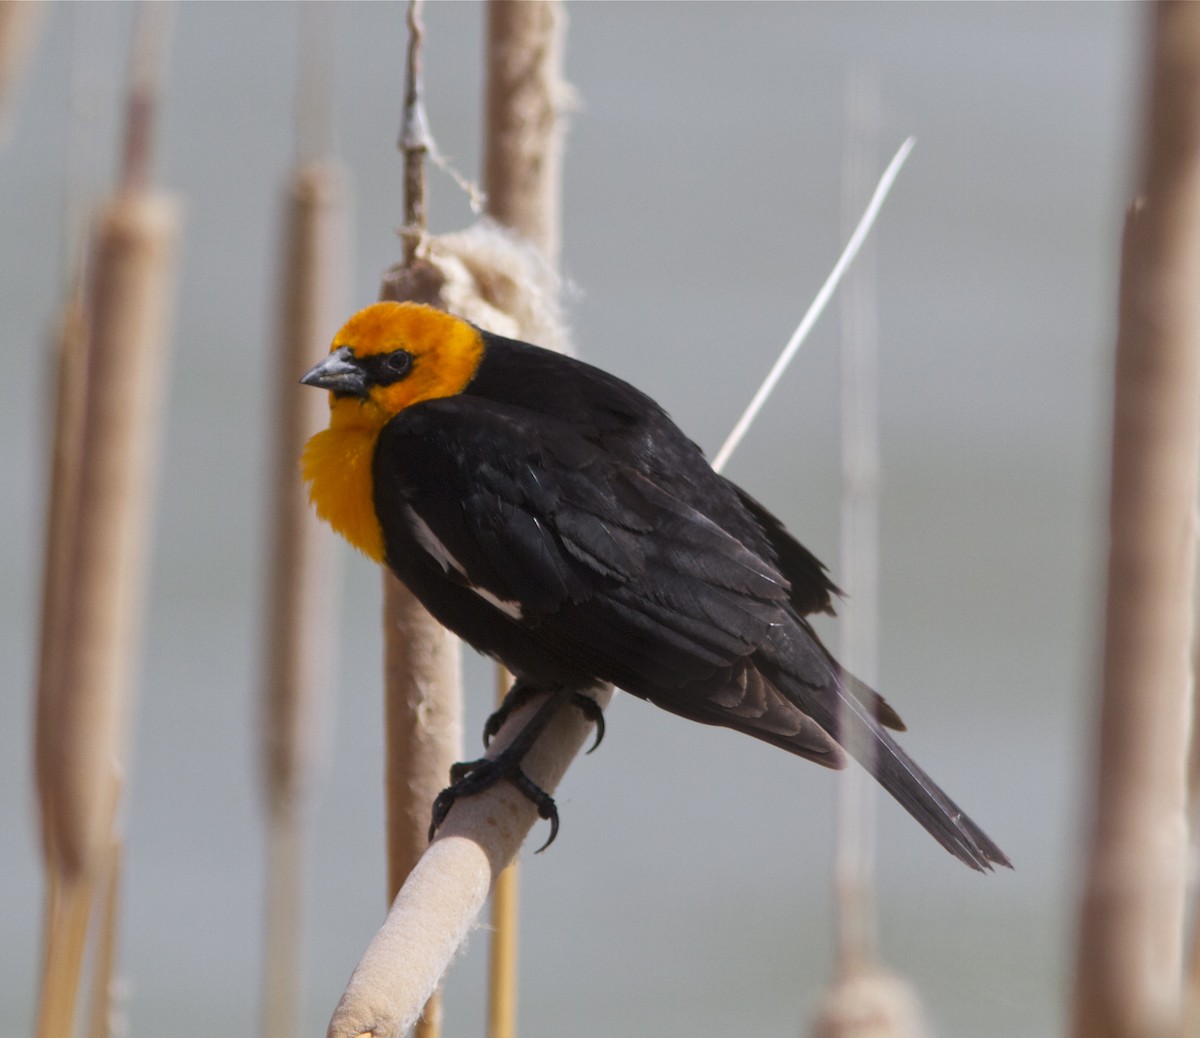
[868,725,1011,871]
[778,665,1011,872]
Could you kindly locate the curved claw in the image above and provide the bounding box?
[485,686,606,753]
[509,769,560,851]
[427,755,560,850]
[433,683,596,849]
[572,693,605,753]
[482,681,542,747]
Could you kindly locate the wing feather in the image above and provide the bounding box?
[375,398,790,691]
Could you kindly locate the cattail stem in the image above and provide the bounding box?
[32,294,89,1038]
[35,873,95,1038]
[487,669,519,1038]
[1073,4,1200,1036]
[35,186,177,1037]
[51,187,177,877]
[34,281,89,868]
[85,841,122,1038]
[833,66,882,980]
[377,6,461,1037]
[811,71,928,1038]
[326,685,612,1038]
[33,13,177,1033]
[260,157,345,1038]
[484,0,566,266]
[400,0,428,266]
[482,6,567,1032]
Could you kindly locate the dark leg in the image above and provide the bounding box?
[485,681,606,753]
[430,684,576,851]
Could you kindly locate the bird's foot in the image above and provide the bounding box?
[429,752,560,850]
[432,683,578,851]
[484,683,605,753]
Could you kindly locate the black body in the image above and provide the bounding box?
[372,332,1008,871]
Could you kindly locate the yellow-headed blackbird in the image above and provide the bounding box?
[301,301,1009,871]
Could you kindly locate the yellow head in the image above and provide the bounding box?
[298,301,485,561]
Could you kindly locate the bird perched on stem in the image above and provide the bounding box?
[300,301,1010,872]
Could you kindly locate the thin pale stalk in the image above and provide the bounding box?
[482,8,567,1030]
[378,13,461,1038]
[35,875,95,1038]
[811,71,927,1038]
[260,159,344,1038]
[85,841,122,1038]
[1073,4,1200,1036]
[488,669,519,1038]
[833,66,882,980]
[400,0,428,266]
[712,137,914,476]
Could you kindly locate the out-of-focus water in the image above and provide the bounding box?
[1,3,1136,1035]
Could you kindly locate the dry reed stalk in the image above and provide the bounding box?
[484,0,567,267]
[712,138,914,476]
[36,872,95,1038]
[50,167,178,889]
[1073,4,1200,1036]
[813,72,927,1038]
[34,282,89,868]
[482,4,568,1033]
[326,683,612,1038]
[0,0,45,144]
[487,668,519,1038]
[260,159,345,1038]
[34,10,177,1031]
[35,188,178,1035]
[833,67,882,979]
[85,840,122,1038]
[378,6,461,1037]
[33,131,97,1038]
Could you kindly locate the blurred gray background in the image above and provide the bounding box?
[2,3,1139,1036]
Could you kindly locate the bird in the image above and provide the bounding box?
[300,300,1010,871]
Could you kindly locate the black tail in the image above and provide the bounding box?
[866,719,1011,871]
[784,667,1011,872]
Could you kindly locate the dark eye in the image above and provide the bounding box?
[377,350,413,384]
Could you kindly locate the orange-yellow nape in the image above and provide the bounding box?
[300,301,485,562]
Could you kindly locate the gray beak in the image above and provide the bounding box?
[300,346,368,397]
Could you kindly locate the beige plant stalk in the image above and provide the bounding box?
[34,9,179,1033]
[260,156,345,1038]
[481,5,568,1036]
[1073,4,1200,1036]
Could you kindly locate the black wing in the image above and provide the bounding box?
[373,393,846,762]
[375,396,781,666]
[374,382,1008,870]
